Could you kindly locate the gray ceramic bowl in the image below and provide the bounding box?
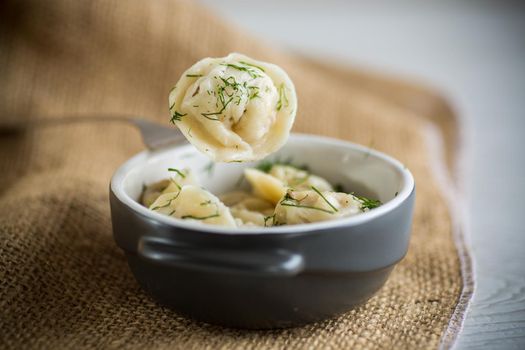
[110,133,415,329]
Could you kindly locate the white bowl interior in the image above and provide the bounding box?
[113,133,413,232]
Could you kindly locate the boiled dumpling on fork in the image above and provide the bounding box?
[168,53,297,162]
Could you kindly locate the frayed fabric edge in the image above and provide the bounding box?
[423,122,475,350]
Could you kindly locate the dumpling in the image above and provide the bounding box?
[219,191,274,227]
[141,167,198,207]
[141,179,171,208]
[244,168,287,205]
[168,53,297,162]
[274,188,363,225]
[269,164,333,192]
[161,167,199,194]
[149,185,236,227]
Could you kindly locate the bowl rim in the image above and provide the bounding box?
[110,133,415,235]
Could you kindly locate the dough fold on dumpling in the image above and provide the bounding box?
[274,189,363,225]
[168,53,297,162]
[141,168,198,207]
[269,165,333,192]
[244,168,287,205]
[149,185,236,227]
[219,191,274,227]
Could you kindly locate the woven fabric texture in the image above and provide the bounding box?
[0,1,466,349]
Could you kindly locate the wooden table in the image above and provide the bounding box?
[199,1,525,348]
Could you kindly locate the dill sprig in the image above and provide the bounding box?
[222,63,262,78]
[169,178,182,191]
[279,192,335,214]
[150,192,180,211]
[170,110,187,123]
[311,186,338,212]
[353,193,382,210]
[255,156,308,173]
[276,83,289,111]
[168,168,186,178]
[264,214,276,227]
[200,77,239,120]
[239,61,266,72]
[186,74,203,78]
[248,86,260,100]
[181,213,220,220]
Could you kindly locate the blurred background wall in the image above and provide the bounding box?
[197,0,525,348]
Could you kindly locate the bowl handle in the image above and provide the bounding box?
[137,236,305,276]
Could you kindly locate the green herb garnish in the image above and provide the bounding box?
[170,111,187,123]
[353,194,382,210]
[169,178,182,191]
[276,83,289,111]
[168,168,186,178]
[150,192,180,211]
[239,61,266,72]
[264,214,276,227]
[181,213,220,220]
[311,186,338,212]
[279,192,335,214]
[186,74,203,78]
[222,63,262,78]
[248,86,260,100]
[255,156,307,173]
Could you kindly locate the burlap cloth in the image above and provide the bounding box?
[0,1,473,349]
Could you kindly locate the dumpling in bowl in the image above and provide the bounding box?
[268,164,333,192]
[168,53,297,162]
[273,188,364,225]
[243,168,288,205]
[219,191,274,227]
[149,185,236,227]
[141,167,198,207]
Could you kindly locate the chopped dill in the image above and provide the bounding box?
[353,193,382,210]
[222,63,262,78]
[170,111,187,123]
[276,83,289,111]
[255,156,308,173]
[248,86,260,100]
[150,192,180,211]
[280,202,335,214]
[200,200,212,206]
[203,161,215,177]
[200,113,221,121]
[256,160,274,173]
[168,168,186,178]
[279,191,335,214]
[186,74,203,78]
[239,61,266,72]
[264,214,276,227]
[201,95,234,120]
[169,178,182,190]
[181,213,220,220]
[311,186,338,212]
